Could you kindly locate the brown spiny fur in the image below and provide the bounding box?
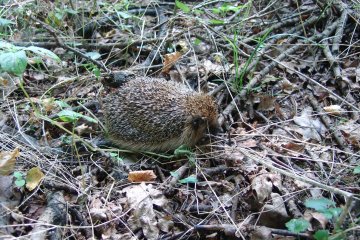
[102,78,218,151]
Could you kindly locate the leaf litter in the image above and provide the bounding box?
[0,0,359,239]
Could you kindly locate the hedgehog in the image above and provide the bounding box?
[102,78,218,152]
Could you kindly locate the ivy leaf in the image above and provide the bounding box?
[170,171,179,178]
[54,100,71,109]
[179,175,198,184]
[353,166,360,174]
[285,218,309,233]
[26,46,61,62]
[84,51,101,60]
[314,229,329,240]
[328,208,342,218]
[0,18,15,27]
[15,179,26,187]
[175,0,190,13]
[305,198,336,212]
[13,171,23,179]
[57,109,97,123]
[0,50,27,75]
[0,40,15,49]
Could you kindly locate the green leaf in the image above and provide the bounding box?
[14,171,23,179]
[92,67,101,78]
[179,175,198,184]
[321,210,333,219]
[15,179,26,187]
[285,218,309,233]
[328,207,342,218]
[193,9,204,15]
[117,11,132,19]
[175,0,190,13]
[314,230,329,240]
[174,145,192,156]
[170,171,179,178]
[63,8,78,15]
[25,46,61,62]
[353,166,360,174]
[81,114,98,123]
[109,152,123,163]
[305,198,336,212]
[57,109,97,123]
[194,38,201,46]
[54,100,71,109]
[0,18,15,27]
[0,50,27,75]
[60,134,72,144]
[84,51,101,60]
[0,40,15,49]
[209,19,225,25]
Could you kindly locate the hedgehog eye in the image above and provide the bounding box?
[191,116,206,130]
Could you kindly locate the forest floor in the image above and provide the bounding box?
[0,0,359,239]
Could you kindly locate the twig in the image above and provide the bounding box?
[218,18,341,125]
[29,16,109,73]
[234,148,354,199]
[307,93,353,157]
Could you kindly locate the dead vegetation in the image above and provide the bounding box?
[0,0,359,239]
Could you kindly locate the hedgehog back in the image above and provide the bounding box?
[103,78,196,151]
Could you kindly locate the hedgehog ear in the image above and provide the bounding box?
[191,116,206,130]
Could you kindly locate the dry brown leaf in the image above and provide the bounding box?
[128,170,157,182]
[26,167,45,191]
[323,105,343,115]
[241,139,258,148]
[74,123,93,135]
[161,52,182,74]
[293,107,326,141]
[250,172,282,203]
[281,142,305,156]
[0,148,20,176]
[304,210,328,231]
[122,183,171,240]
[257,95,276,111]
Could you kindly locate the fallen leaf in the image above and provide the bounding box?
[128,170,157,182]
[250,172,282,203]
[122,183,171,240]
[162,52,182,74]
[257,95,276,111]
[293,107,326,141]
[323,105,343,115]
[0,148,20,176]
[26,167,45,191]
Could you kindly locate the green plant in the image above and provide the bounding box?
[14,171,25,187]
[286,197,344,240]
[174,145,195,165]
[212,3,245,17]
[0,41,60,76]
[228,29,271,93]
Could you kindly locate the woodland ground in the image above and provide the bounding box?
[0,0,359,239]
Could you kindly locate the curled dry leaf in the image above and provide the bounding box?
[26,167,45,191]
[250,171,282,203]
[293,107,326,141]
[122,183,171,240]
[323,105,343,115]
[128,170,157,182]
[161,52,182,74]
[304,210,328,231]
[0,148,20,176]
[281,142,305,156]
[258,193,290,228]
